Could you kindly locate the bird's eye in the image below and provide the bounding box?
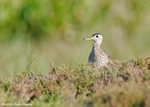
[96,35,98,38]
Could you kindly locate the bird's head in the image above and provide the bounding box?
[83,33,103,45]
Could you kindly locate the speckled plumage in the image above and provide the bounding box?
[84,33,111,67]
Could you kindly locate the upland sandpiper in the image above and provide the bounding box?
[84,33,112,67]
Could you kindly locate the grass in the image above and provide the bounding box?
[0,0,150,59]
[0,56,150,107]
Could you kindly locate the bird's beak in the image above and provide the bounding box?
[83,37,92,40]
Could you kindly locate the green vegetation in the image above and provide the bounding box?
[0,0,150,63]
[0,0,150,107]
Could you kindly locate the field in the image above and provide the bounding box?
[0,0,150,107]
[0,57,150,107]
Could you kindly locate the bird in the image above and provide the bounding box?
[83,33,112,68]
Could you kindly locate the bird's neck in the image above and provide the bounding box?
[92,43,101,54]
[93,42,101,49]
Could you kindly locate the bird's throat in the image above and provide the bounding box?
[93,43,101,56]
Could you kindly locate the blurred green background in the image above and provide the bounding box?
[0,0,150,79]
